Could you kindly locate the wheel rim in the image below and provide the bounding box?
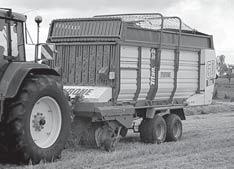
[173,121,182,138]
[156,124,165,140]
[30,96,62,148]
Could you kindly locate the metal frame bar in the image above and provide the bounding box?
[133,46,142,101]
[4,9,12,57]
[197,50,201,93]
[113,44,121,104]
[167,17,182,102]
[120,40,211,51]
[50,35,121,38]
[53,17,122,22]
[145,13,164,102]
[50,42,118,46]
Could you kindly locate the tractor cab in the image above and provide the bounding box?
[0,8,26,62]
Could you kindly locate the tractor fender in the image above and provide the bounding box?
[0,62,59,99]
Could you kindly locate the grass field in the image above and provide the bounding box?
[1,101,234,169]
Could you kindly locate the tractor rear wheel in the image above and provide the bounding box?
[2,74,71,164]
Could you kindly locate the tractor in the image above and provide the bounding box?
[0,8,70,164]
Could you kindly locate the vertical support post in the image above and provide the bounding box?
[146,13,164,102]
[113,44,121,104]
[197,51,201,93]
[133,46,142,101]
[169,17,182,103]
[5,9,12,58]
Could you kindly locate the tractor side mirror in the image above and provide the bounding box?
[40,43,56,61]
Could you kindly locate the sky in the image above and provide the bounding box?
[1,0,234,63]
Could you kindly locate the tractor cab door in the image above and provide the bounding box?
[0,18,8,58]
[0,18,25,62]
[0,18,9,77]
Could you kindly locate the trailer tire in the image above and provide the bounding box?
[165,114,182,142]
[139,115,166,144]
[139,118,148,142]
[120,127,128,137]
[2,75,71,164]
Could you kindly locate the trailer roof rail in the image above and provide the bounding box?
[95,13,193,31]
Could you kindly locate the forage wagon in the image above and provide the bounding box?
[45,13,216,150]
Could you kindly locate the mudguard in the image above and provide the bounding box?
[0,62,59,99]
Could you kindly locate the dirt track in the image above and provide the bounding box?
[3,111,234,169]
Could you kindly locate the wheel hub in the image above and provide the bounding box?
[156,124,164,140]
[32,112,46,132]
[173,121,181,138]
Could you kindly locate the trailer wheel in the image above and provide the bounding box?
[79,122,121,152]
[120,127,128,137]
[139,118,147,142]
[139,115,166,144]
[3,75,71,164]
[165,114,182,141]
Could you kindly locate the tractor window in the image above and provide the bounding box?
[0,19,8,56]
[11,22,19,57]
[0,19,25,61]
[11,21,25,61]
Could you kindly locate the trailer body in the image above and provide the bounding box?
[46,14,216,130]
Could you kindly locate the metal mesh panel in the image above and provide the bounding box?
[163,17,193,31]
[95,13,193,31]
[50,19,122,39]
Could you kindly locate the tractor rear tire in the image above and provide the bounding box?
[165,114,182,142]
[2,74,71,164]
[139,115,167,144]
